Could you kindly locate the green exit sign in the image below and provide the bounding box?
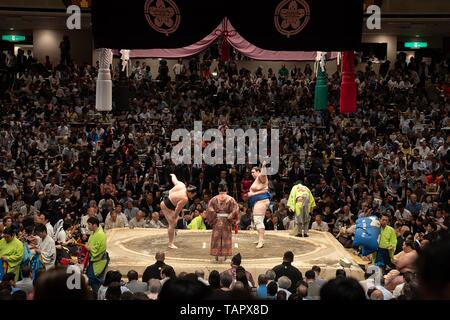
[404,42,428,49]
[2,35,26,42]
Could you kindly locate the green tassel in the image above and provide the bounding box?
[314,64,328,111]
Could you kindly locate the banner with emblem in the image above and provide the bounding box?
[227,0,364,51]
[92,0,226,49]
[92,0,363,51]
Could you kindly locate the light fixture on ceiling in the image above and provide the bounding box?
[415,34,420,37]
[9,28,14,31]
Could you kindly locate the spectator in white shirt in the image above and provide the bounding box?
[105,210,127,230]
[36,133,48,153]
[148,212,166,229]
[105,205,129,227]
[35,223,56,270]
[416,139,432,159]
[129,211,148,229]
[172,59,185,80]
[394,203,412,223]
[311,215,329,232]
[277,276,292,300]
[80,207,102,235]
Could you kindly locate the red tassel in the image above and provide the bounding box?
[234,223,238,234]
[340,51,357,114]
[220,38,231,62]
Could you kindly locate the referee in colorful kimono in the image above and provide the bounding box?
[206,183,240,262]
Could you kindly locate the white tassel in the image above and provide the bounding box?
[120,49,130,72]
[95,48,113,112]
[316,51,326,73]
[315,51,326,77]
[320,52,326,73]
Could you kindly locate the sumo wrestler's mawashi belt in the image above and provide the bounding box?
[248,192,271,209]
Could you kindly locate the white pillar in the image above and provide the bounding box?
[95,48,113,112]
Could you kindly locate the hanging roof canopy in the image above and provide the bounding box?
[92,0,364,58]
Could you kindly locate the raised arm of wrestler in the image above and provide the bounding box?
[170,173,182,186]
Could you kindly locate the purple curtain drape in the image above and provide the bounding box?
[121,19,337,61]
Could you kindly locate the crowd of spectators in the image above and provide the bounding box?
[0,47,450,300]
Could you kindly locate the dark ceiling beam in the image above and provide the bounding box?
[0,6,90,13]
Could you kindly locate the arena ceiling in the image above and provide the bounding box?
[0,8,449,39]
